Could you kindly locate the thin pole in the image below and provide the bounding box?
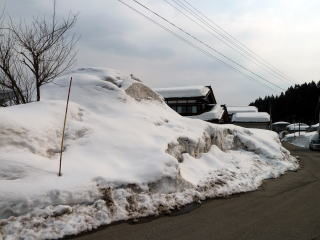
[318,97,320,140]
[58,77,73,176]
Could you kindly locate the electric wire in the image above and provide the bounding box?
[177,0,294,83]
[163,0,292,87]
[126,0,285,91]
[117,0,281,93]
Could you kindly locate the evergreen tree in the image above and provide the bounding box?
[250,81,320,124]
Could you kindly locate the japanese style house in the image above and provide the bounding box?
[155,85,229,123]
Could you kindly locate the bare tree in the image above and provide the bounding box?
[0,1,77,105]
[0,11,33,105]
[9,1,78,101]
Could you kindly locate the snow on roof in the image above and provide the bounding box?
[272,121,290,125]
[232,112,270,123]
[287,123,310,131]
[187,104,225,121]
[155,86,210,98]
[227,106,258,114]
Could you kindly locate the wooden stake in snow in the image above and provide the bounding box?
[58,77,73,176]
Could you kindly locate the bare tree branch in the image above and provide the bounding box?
[0,1,78,105]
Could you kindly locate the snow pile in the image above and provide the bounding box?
[0,68,298,239]
[232,112,270,123]
[282,131,319,148]
[155,85,210,98]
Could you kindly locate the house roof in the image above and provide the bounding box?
[226,106,258,115]
[187,104,225,121]
[232,112,270,123]
[155,86,210,98]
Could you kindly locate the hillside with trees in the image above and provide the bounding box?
[250,81,320,124]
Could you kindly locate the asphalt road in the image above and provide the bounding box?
[71,143,320,240]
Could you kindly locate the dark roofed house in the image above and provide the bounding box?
[155,85,229,123]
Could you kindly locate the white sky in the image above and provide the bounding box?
[2,0,320,105]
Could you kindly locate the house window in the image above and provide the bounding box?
[177,106,189,114]
[191,106,197,114]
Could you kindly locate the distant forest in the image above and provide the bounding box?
[250,81,320,124]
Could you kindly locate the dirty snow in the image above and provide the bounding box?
[0,68,298,239]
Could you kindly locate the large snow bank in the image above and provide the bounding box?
[0,68,298,239]
[282,131,319,148]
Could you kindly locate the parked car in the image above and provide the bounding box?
[309,139,320,151]
[271,121,290,133]
[286,123,309,132]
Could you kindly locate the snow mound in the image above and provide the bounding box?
[282,131,319,148]
[0,68,298,239]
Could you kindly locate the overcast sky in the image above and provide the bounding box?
[2,0,320,105]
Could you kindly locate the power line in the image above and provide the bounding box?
[126,0,285,91]
[177,0,295,84]
[162,0,291,88]
[116,0,281,93]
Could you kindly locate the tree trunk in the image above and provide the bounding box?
[36,83,40,101]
